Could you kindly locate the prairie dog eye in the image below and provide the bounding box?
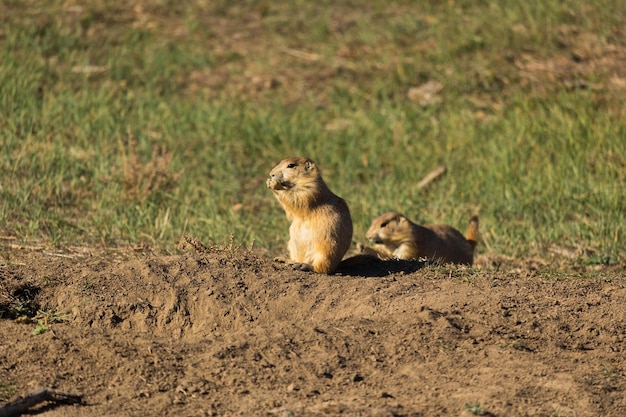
[287,163,297,168]
[380,221,389,228]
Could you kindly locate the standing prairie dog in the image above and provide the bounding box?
[364,212,479,265]
[266,157,353,274]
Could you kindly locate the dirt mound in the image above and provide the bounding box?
[1,248,625,416]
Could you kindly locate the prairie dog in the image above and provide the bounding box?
[266,157,353,274]
[364,212,479,265]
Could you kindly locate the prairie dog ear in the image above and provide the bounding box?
[304,159,316,172]
[397,215,408,225]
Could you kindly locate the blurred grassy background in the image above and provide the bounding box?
[1,0,624,263]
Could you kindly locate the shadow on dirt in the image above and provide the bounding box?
[336,256,428,277]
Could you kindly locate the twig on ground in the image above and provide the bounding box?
[282,47,320,61]
[417,165,447,189]
[179,235,210,253]
[3,244,44,251]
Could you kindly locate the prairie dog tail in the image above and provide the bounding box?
[465,215,479,248]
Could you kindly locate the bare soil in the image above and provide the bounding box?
[1,246,624,417]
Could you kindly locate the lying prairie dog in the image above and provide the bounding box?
[364,212,479,265]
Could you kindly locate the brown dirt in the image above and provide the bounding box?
[1,246,625,417]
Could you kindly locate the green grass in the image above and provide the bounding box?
[464,402,489,416]
[0,382,16,402]
[1,0,624,262]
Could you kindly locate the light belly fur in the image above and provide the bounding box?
[288,220,317,263]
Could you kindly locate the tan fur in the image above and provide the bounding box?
[267,157,353,274]
[364,212,479,265]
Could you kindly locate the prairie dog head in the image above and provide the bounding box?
[366,212,411,244]
[266,157,321,192]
